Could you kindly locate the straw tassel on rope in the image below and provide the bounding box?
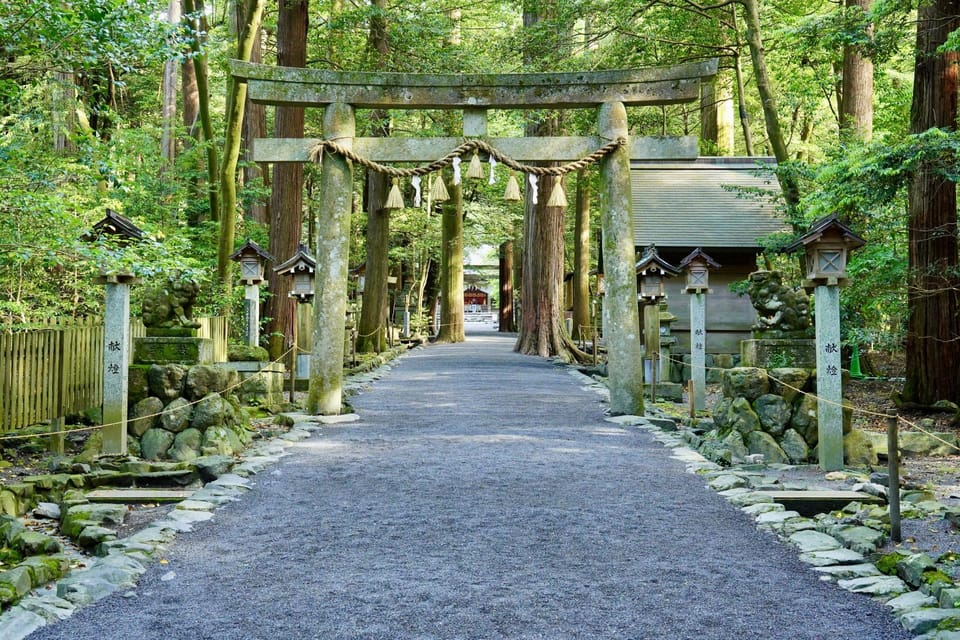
[504,173,521,201]
[431,174,450,202]
[547,177,568,208]
[467,151,484,180]
[385,177,405,209]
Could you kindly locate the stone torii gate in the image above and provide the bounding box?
[231,59,718,416]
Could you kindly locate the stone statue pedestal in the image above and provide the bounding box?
[741,337,815,369]
[134,328,212,365]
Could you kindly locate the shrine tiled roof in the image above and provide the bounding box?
[631,158,787,249]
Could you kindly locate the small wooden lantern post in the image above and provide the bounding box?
[230,239,274,348]
[274,245,316,402]
[636,245,679,396]
[679,248,720,412]
[84,210,144,456]
[785,215,865,471]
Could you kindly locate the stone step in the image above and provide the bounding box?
[760,490,884,516]
[86,489,194,504]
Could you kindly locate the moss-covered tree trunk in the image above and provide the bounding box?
[437,177,464,343]
[571,170,591,341]
[216,0,266,285]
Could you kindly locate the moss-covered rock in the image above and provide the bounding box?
[141,428,175,460]
[746,430,789,464]
[0,566,34,597]
[129,396,163,437]
[726,397,761,437]
[159,397,192,433]
[768,368,810,404]
[12,530,62,555]
[843,429,878,467]
[228,344,269,362]
[147,363,189,403]
[722,367,770,401]
[753,394,792,436]
[169,428,203,462]
[61,503,127,539]
[790,394,819,447]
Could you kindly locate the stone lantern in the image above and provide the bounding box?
[274,245,317,401]
[679,248,720,294]
[786,213,865,288]
[635,245,679,395]
[679,248,720,412]
[274,244,316,303]
[230,239,274,286]
[785,214,866,471]
[635,244,679,302]
[82,209,145,245]
[230,239,274,348]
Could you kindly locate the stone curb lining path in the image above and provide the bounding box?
[0,362,401,639]
[568,367,959,640]
[7,333,919,639]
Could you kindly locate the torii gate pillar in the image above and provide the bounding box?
[599,102,644,415]
[307,102,355,415]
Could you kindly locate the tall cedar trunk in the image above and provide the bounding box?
[740,0,800,210]
[902,0,960,405]
[160,0,180,164]
[730,5,755,156]
[516,2,571,358]
[839,0,874,141]
[571,171,591,340]
[264,0,308,360]
[52,71,76,153]
[182,0,219,221]
[216,0,265,285]
[498,240,515,332]
[700,74,735,156]
[516,169,568,357]
[180,29,201,226]
[357,169,390,352]
[437,177,465,343]
[357,0,391,353]
[242,22,268,224]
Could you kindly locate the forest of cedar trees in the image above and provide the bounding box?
[1,0,959,406]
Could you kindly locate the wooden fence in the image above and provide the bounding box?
[0,316,229,434]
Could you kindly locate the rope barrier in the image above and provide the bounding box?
[308,137,627,178]
[662,352,960,454]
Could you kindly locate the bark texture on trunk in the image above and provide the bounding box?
[437,177,465,343]
[571,171,591,341]
[516,172,568,358]
[499,240,515,332]
[264,0,308,360]
[902,0,960,405]
[242,24,268,225]
[357,169,390,353]
[839,0,874,141]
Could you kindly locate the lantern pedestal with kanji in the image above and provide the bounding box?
[95,272,138,456]
[679,248,720,412]
[785,215,866,471]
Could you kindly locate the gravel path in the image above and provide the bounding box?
[29,330,910,640]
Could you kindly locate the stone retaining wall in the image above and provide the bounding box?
[703,366,876,466]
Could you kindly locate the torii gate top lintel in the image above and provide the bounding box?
[230,59,718,110]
